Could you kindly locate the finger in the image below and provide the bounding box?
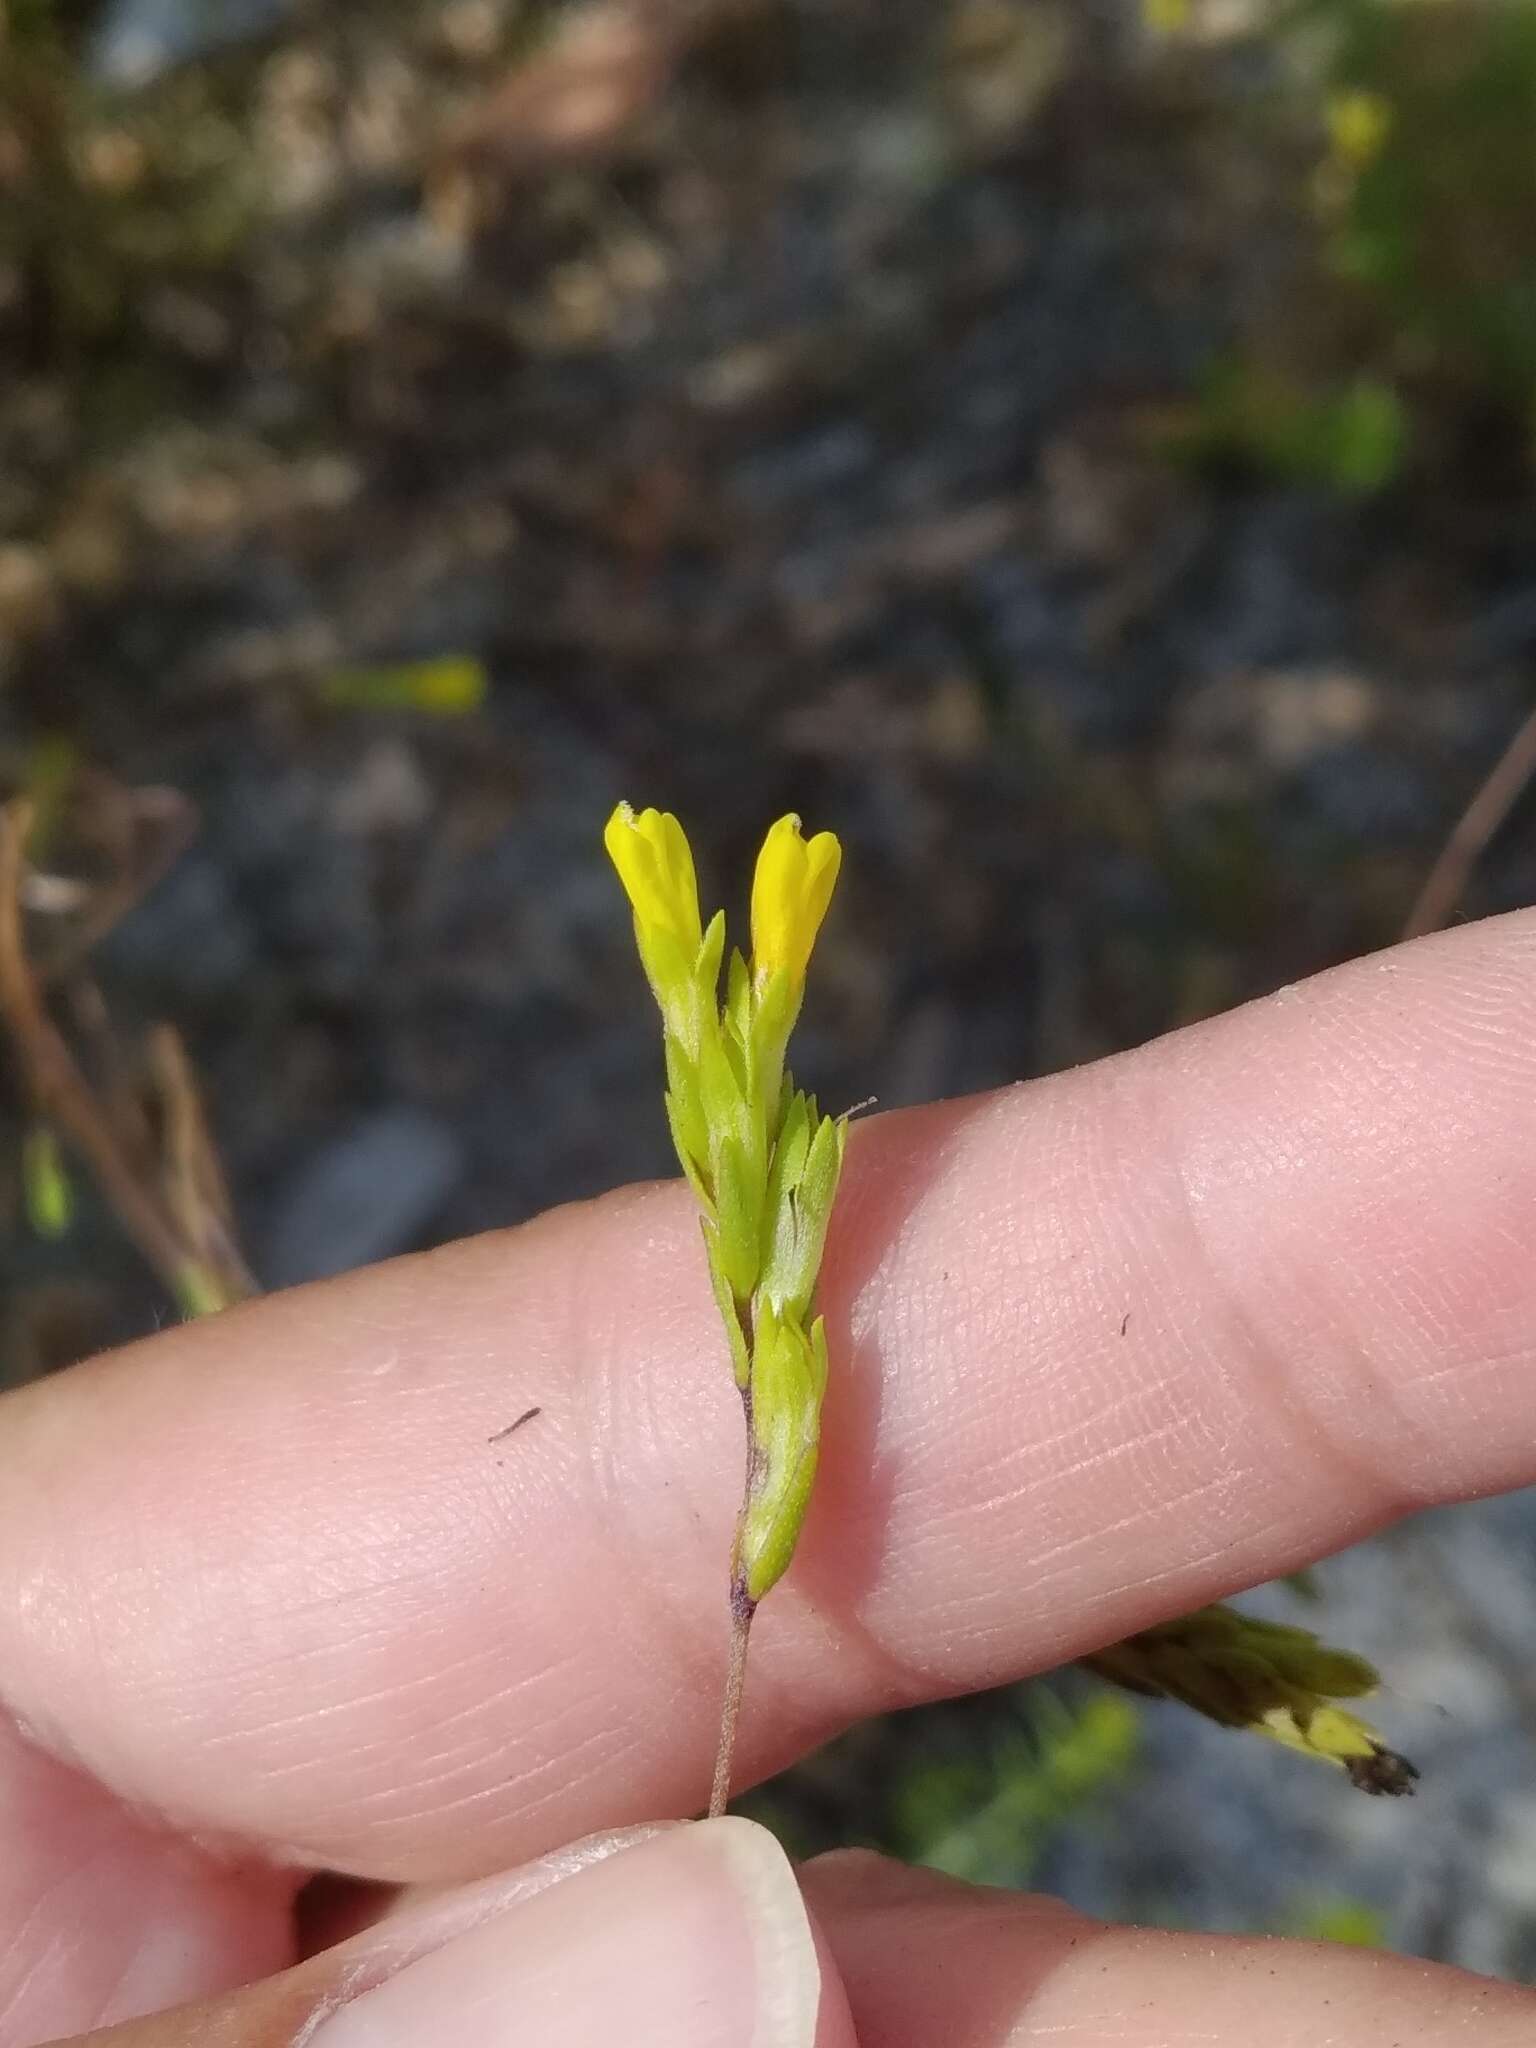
[51,1822,851,2048]
[802,1849,1535,2046]
[1,914,1534,1884]
[0,1709,294,2044]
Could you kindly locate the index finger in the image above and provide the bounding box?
[1,911,1533,1881]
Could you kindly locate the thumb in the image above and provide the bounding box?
[51,1820,854,2048]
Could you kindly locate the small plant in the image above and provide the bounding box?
[606,807,1419,1826]
[1087,1601,1418,1793]
[606,803,845,1815]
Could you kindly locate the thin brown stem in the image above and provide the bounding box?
[148,1024,257,1305]
[0,800,229,1304]
[709,1368,759,1818]
[709,1581,755,1818]
[1403,702,1536,942]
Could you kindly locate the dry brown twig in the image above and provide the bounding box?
[1403,701,1536,941]
[0,795,254,1316]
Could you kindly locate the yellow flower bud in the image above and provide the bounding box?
[749,814,841,992]
[1327,89,1392,170]
[604,803,703,957]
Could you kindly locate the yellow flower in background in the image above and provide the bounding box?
[750,814,841,992]
[605,803,703,957]
[1327,89,1392,171]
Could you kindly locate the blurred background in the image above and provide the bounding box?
[4,0,1536,1976]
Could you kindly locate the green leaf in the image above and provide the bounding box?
[22,1125,73,1239]
[760,1109,846,1318]
[712,1129,765,1302]
[318,654,488,716]
[696,911,728,1009]
[705,1233,751,1387]
[740,1303,823,1601]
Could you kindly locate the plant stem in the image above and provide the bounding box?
[0,799,255,1313]
[1402,701,1536,940]
[710,1370,759,1818]
[709,1578,755,1818]
[0,802,190,1290]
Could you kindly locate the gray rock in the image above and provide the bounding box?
[259,1106,463,1289]
[91,0,287,86]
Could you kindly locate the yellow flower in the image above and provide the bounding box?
[750,815,841,991]
[1327,90,1392,170]
[604,802,703,959]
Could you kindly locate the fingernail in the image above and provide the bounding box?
[308,1818,822,2048]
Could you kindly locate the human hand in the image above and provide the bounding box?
[4,912,1535,2046]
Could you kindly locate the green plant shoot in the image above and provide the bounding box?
[1087,1602,1418,1795]
[22,1124,73,1240]
[605,803,845,1816]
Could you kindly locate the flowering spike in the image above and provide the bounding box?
[1086,1603,1418,1795]
[606,802,845,1815]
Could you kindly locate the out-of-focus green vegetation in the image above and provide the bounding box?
[1158,365,1406,496]
[1295,1896,1391,1947]
[317,654,489,716]
[6,0,1536,493]
[21,1123,74,1239]
[1149,0,1536,488]
[1313,0,1536,407]
[1,1,263,363]
[907,1692,1140,1886]
[743,1684,1139,1888]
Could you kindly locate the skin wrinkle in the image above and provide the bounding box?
[1285,1015,1527,1497]
[913,1410,1226,1599]
[1015,1465,1249,1608]
[579,1299,736,1812]
[0,1852,83,2006]
[919,1119,1268,1618]
[266,1724,658,1877]
[205,1633,584,1761]
[347,1689,639,1830]
[86,1945,138,2038]
[1162,1054,1424,1548]
[243,1703,552,1828]
[143,1606,529,1779]
[0,1741,287,2039]
[843,1081,1302,1671]
[969,1067,1262,1570]
[329,1742,611,1853]
[0,1920,71,2040]
[271,1422,604,1820]
[150,1618,438,1747]
[72,1404,624,1861]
